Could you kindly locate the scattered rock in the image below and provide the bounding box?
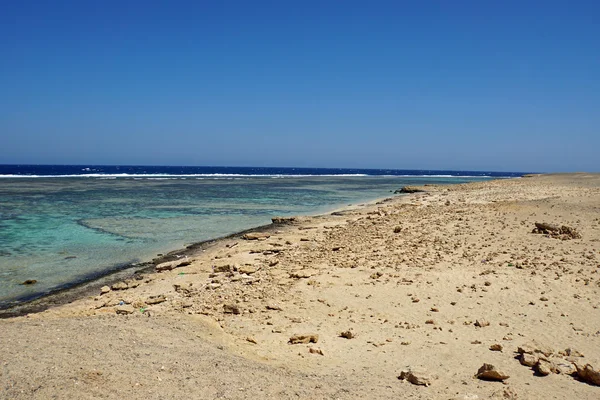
[575,363,600,386]
[289,334,319,344]
[111,282,128,290]
[223,304,241,314]
[289,269,318,279]
[476,364,510,381]
[339,330,355,339]
[246,337,257,344]
[243,232,271,240]
[146,295,166,305]
[490,344,503,352]
[266,304,283,311]
[214,264,233,273]
[475,319,490,327]
[398,367,432,386]
[517,341,554,358]
[100,286,111,295]
[535,359,556,376]
[271,216,298,224]
[115,305,134,315]
[155,259,191,272]
[532,223,581,240]
[395,186,425,194]
[519,353,539,367]
[238,265,259,275]
[309,348,324,355]
[20,279,37,285]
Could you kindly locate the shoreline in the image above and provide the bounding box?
[0,189,402,318]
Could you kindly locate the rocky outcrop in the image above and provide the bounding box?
[532,222,581,239]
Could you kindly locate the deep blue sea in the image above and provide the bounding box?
[0,165,525,308]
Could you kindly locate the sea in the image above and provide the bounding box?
[0,165,525,309]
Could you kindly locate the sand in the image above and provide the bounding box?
[1,173,599,399]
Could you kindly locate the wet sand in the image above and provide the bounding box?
[1,173,599,399]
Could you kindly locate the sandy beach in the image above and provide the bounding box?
[1,173,599,399]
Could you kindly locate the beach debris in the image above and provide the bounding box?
[115,305,134,315]
[309,347,324,355]
[100,285,111,295]
[574,363,600,386]
[398,367,432,386]
[243,232,271,241]
[289,334,319,344]
[155,259,191,272]
[339,330,355,339]
[476,364,510,381]
[145,295,166,305]
[20,279,37,285]
[223,304,241,314]
[395,186,425,194]
[532,222,581,240]
[111,281,128,290]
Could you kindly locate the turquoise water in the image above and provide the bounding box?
[0,175,490,307]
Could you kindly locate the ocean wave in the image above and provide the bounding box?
[0,173,371,178]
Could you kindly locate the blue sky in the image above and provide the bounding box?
[1,1,598,172]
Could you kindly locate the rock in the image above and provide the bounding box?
[575,363,600,386]
[395,186,425,194]
[207,283,222,290]
[535,359,556,376]
[476,364,510,381]
[517,341,554,357]
[309,348,324,355]
[243,232,271,240]
[271,216,298,224]
[519,353,539,367]
[20,279,37,285]
[266,304,283,311]
[555,361,577,375]
[246,337,257,344]
[115,305,134,315]
[339,330,355,339]
[532,223,581,239]
[490,387,518,399]
[398,367,432,386]
[289,269,318,279]
[289,334,319,344]
[475,319,490,327]
[238,265,259,275]
[214,264,233,273]
[561,348,584,358]
[100,286,111,294]
[490,344,503,352]
[223,304,241,314]
[155,259,192,272]
[534,222,560,232]
[145,295,166,305]
[111,281,128,290]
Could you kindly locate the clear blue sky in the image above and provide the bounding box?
[1,1,598,172]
